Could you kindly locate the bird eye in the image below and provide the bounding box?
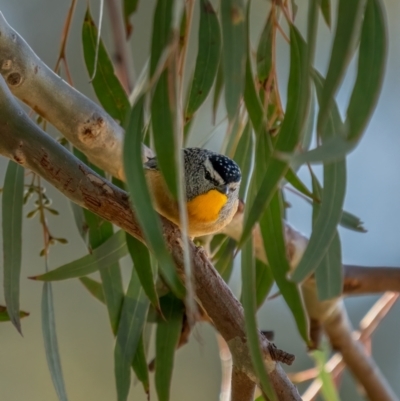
[229,187,235,193]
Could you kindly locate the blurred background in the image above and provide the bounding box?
[0,0,399,400]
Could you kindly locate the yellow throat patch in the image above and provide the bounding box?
[187,189,227,223]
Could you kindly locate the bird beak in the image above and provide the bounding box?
[218,184,229,195]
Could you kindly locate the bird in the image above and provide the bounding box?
[144,147,241,237]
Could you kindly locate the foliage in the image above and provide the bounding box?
[0,0,388,400]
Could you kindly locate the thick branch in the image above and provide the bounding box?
[0,75,300,401]
[344,265,400,295]
[231,367,256,401]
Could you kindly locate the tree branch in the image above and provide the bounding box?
[0,74,300,401]
[344,265,400,295]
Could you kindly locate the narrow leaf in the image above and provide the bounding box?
[316,0,366,136]
[79,277,105,304]
[32,230,128,281]
[212,60,224,123]
[319,0,331,28]
[114,269,150,401]
[150,0,174,77]
[42,283,68,401]
[285,168,316,201]
[291,72,346,284]
[241,236,276,400]
[132,335,150,396]
[345,0,388,141]
[123,96,185,298]
[151,70,179,198]
[241,26,310,246]
[84,210,124,335]
[260,192,310,343]
[185,0,221,122]
[82,8,130,123]
[2,161,24,333]
[221,0,247,120]
[126,233,160,311]
[155,294,184,401]
[256,13,273,84]
[255,260,274,309]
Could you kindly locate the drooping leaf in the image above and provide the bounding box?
[311,172,343,300]
[132,335,150,397]
[155,294,184,401]
[319,0,332,28]
[2,161,24,333]
[151,70,179,199]
[82,8,130,123]
[212,59,224,123]
[255,260,274,309]
[32,230,128,281]
[150,0,174,77]
[291,72,346,285]
[185,0,221,122]
[123,96,185,298]
[233,119,255,200]
[285,167,316,201]
[213,236,236,283]
[126,233,160,311]
[220,0,247,120]
[256,12,273,84]
[241,236,276,400]
[114,268,150,401]
[345,0,388,142]
[42,282,69,401]
[340,210,366,233]
[260,192,310,344]
[79,277,105,304]
[84,210,124,335]
[241,26,310,247]
[316,0,366,137]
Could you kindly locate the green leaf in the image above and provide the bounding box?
[221,0,247,120]
[291,72,346,285]
[126,233,160,311]
[84,210,124,335]
[319,0,331,28]
[123,0,139,37]
[260,192,310,343]
[213,236,236,283]
[132,335,150,397]
[316,0,366,137]
[311,173,343,300]
[241,26,310,246]
[69,203,89,246]
[123,96,185,298]
[151,70,179,199]
[114,268,150,401]
[82,8,130,123]
[2,161,24,333]
[32,230,128,281]
[212,60,224,123]
[285,167,316,201]
[155,294,184,401]
[312,348,341,401]
[150,0,174,77]
[233,120,255,200]
[340,210,366,233]
[79,277,105,304]
[256,13,273,84]
[255,260,274,309]
[42,282,69,401]
[241,236,276,400]
[185,0,221,122]
[345,0,387,142]
[0,305,29,322]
